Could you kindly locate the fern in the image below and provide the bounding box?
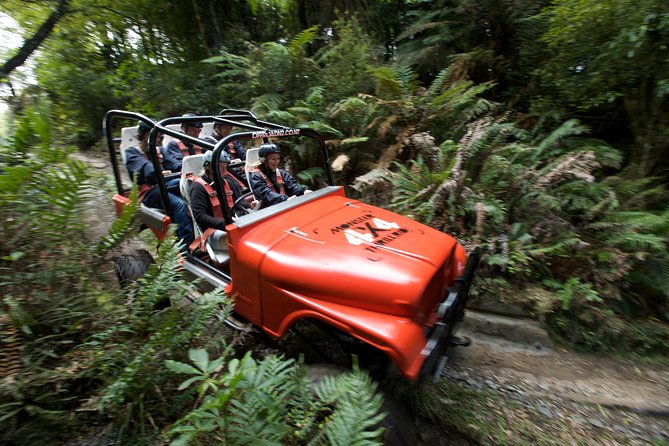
[311,368,386,446]
[531,118,589,163]
[289,25,320,55]
[251,92,285,114]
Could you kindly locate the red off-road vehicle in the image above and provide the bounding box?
[103,110,480,381]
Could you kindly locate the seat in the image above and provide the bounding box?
[179,154,229,264]
[120,126,139,165]
[204,230,229,264]
[199,122,215,140]
[179,154,206,206]
[161,124,184,149]
[244,148,260,200]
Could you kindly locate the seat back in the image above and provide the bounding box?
[245,147,260,199]
[120,126,139,164]
[199,122,215,141]
[179,154,207,245]
[179,154,207,207]
[161,124,184,149]
[205,230,229,264]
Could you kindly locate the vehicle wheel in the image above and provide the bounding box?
[113,249,153,287]
[306,364,417,446]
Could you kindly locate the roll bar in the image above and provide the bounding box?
[103,110,334,225]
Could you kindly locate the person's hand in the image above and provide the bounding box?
[304,189,313,194]
[287,195,297,201]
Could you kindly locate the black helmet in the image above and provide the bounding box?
[181,113,203,129]
[259,143,281,158]
[203,150,231,166]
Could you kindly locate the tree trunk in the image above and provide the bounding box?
[623,92,669,178]
[206,0,222,51]
[0,0,71,80]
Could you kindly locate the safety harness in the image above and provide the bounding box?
[253,168,285,195]
[176,140,203,157]
[186,175,233,253]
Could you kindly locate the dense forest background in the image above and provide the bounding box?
[1,0,668,444]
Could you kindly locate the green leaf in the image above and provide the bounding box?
[341,137,369,145]
[188,348,209,373]
[178,375,205,391]
[165,360,201,375]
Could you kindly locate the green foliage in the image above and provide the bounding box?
[316,15,379,103]
[0,110,115,444]
[167,351,385,446]
[386,95,669,352]
[537,0,669,176]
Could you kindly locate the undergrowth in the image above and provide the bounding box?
[0,109,385,445]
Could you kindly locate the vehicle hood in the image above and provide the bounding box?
[229,192,462,319]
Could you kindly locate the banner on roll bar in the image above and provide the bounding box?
[251,128,300,139]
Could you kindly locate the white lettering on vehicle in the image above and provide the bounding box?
[251,128,301,139]
[342,218,402,246]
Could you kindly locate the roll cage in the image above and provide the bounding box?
[103,109,334,225]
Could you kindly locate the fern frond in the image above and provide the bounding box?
[227,355,296,443]
[32,159,92,241]
[532,119,589,162]
[312,369,385,446]
[289,25,320,54]
[251,93,285,114]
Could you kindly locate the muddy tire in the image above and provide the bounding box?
[306,364,417,446]
[113,249,153,287]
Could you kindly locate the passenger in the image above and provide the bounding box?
[249,143,311,209]
[202,120,247,184]
[162,113,204,172]
[124,120,193,245]
[189,151,254,231]
[202,121,247,162]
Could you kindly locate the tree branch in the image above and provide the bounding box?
[0,0,71,81]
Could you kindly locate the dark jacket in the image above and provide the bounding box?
[249,166,307,209]
[163,141,202,172]
[125,146,157,186]
[189,174,246,231]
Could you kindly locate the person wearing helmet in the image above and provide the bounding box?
[163,113,205,172]
[249,142,311,209]
[124,119,193,244]
[189,150,253,231]
[202,121,247,162]
[202,120,248,185]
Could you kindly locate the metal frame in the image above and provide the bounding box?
[103,110,334,225]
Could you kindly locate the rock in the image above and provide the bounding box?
[463,310,553,350]
[589,419,605,429]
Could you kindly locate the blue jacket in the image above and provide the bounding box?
[124,146,157,186]
[249,167,307,208]
[163,141,203,172]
